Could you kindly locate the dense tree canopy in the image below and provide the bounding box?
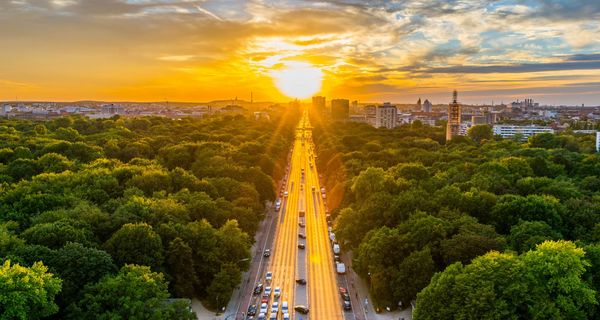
[312,116,600,315]
[0,109,298,316]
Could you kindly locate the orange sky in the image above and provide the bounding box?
[1,0,600,105]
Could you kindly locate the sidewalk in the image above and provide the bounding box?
[344,252,412,320]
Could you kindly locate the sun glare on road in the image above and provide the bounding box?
[271,61,323,99]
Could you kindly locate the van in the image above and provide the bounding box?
[333,243,340,254]
[336,262,346,274]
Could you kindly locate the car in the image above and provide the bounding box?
[281,301,289,314]
[334,255,340,262]
[282,313,290,320]
[298,233,306,239]
[256,313,266,320]
[341,292,351,301]
[311,186,315,191]
[296,278,306,285]
[261,296,269,304]
[343,300,352,311]
[271,301,279,313]
[298,222,305,227]
[294,305,309,314]
[247,304,257,316]
[260,303,268,314]
[339,287,348,294]
[254,283,263,295]
[264,286,272,297]
[284,191,288,197]
[269,313,277,320]
[263,249,271,257]
[274,287,281,298]
[298,243,305,249]
[265,271,273,282]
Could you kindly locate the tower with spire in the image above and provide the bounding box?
[446,90,462,141]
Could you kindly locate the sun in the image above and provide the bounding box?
[270,61,323,99]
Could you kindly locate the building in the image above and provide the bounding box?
[492,124,555,140]
[375,103,397,129]
[597,132,600,152]
[101,104,124,114]
[422,99,432,112]
[416,98,422,111]
[331,99,349,120]
[446,90,462,141]
[312,96,326,113]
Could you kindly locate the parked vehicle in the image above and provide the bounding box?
[247,304,257,316]
[333,243,340,254]
[298,243,305,249]
[296,279,306,285]
[263,249,271,257]
[336,262,346,274]
[298,233,306,239]
[343,300,352,311]
[254,283,263,295]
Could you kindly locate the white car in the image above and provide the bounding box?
[260,303,268,314]
[274,287,281,298]
[265,271,273,282]
[257,313,266,320]
[264,286,272,297]
[281,301,289,314]
[271,301,279,313]
[284,191,289,197]
[283,313,290,320]
[269,313,277,320]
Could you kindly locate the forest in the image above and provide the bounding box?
[312,118,600,319]
[0,109,298,319]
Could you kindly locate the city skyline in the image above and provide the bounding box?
[1,0,600,105]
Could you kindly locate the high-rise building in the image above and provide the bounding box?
[422,99,432,112]
[312,96,326,113]
[446,90,462,141]
[596,132,600,152]
[375,102,397,129]
[416,98,422,111]
[331,99,349,120]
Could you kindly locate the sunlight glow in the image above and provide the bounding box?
[270,61,323,99]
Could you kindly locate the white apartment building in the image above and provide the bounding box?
[596,132,600,152]
[375,103,397,129]
[493,124,554,140]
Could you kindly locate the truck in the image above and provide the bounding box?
[336,262,346,274]
[333,243,340,254]
[298,195,305,217]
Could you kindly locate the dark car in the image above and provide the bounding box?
[247,304,257,316]
[298,233,306,239]
[294,305,309,314]
[254,283,263,295]
[296,278,307,285]
[341,292,350,301]
[343,300,352,311]
[298,222,305,227]
[263,249,271,257]
[298,243,305,249]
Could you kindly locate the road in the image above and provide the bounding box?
[236,110,344,320]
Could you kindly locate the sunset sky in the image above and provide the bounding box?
[1,0,600,105]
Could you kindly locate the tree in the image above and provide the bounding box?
[0,260,62,320]
[414,241,596,320]
[206,263,241,310]
[68,264,195,320]
[508,220,562,253]
[21,220,95,249]
[103,223,164,270]
[468,125,493,143]
[50,243,117,307]
[166,238,198,297]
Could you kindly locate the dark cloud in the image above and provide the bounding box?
[421,60,600,74]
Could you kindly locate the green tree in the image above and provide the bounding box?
[68,264,195,320]
[206,263,241,310]
[0,260,62,320]
[103,223,164,270]
[166,238,198,297]
[468,125,493,143]
[508,220,562,253]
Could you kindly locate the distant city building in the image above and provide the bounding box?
[493,124,554,140]
[351,100,359,113]
[254,111,270,120]
[375,102,397,129]
[422,99,432,113]
[446,90,462,141]
[331,99,349,120]
[312,96,326,113]
[597,132,600,152]
[101,104,123,114]
[416,98,422,111]
[1,104,11,115]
